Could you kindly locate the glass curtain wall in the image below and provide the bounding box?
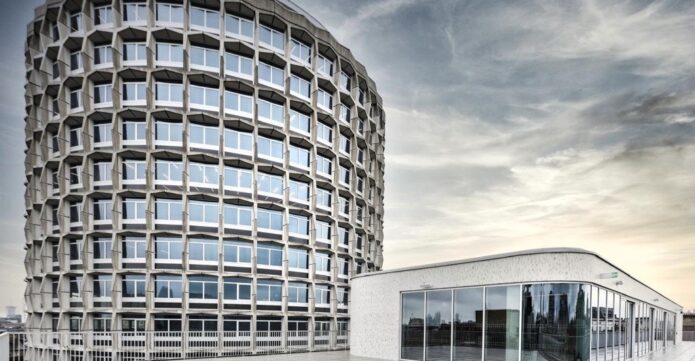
[521,283,590,361]
[402,284,675,361]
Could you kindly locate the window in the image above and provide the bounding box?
[289,180,310,203]
[290,39,311,64]
[339,165,351,185]
[223,166,252,191]
[288,282,308,304]
[122,237,146,259]
[225,13,254,38]
[189,123,219,149]
[69,12,82,32]
[316,155,332,177]
[155,198,182,222]
[122,275,146,298]
[190,7,219,30]
[258,99,284,124]
[122,318,146,332]
[317,88,333,111]
[288,214,309,237]
[69,277,82,298]
[122,82,147,104]
[51,22,59,42]
[69,165,82,189]
[93,276,112,299]
[358,118,365,135]
[123,2,147,23]
[223,277,251,301]
[224,52,253,79]
[340,134,351,154]
[69,201,82,224]
[93,238,112,261]
[357,147,365,165]
[259,62,284,88]
[122,120,146,143]
[188,275,218,300]
[52,61,59,80]
[188,238,217,262]
[338,257,349,277]
[355,234,363,253]
[290,75,311,99]
[257,244,282,267]
[289,110,310,134]
[340,71,351,92]
[357,176,364,194]
[71,51,83,71]
[257,172,283,196]
[316,221,332,244]
[256,280,282,302]
[189,318,218,333]
[289,145,310,169]
[315,285,330,305]
[93,84,112,106]
[339,197,349,216]
[189,201,218,225]
[156,3,183,24]
[69,240,82,261]
[189,85,219,111]
[94,199,112,222]
[122,198,146,222]
[93,123,112,145]
[190,46,219,71]
[155,237,182,261]
[337,288,349,307]
[317,54,333,77]
[69,127,82,149]
[94,45,112,67]
[155,82,183,105]
[155,160,183,184]
[155,275,182,299]
[339,104,351,123]
[338,227,349,248]
[316,122,332,145]
[257,136,284,161]
[122,160,146,183]
[223,241,252,264]
[156,42,183,64]
[70,89,83,110]
[288,248,308,270]
[123,43,147,64]
[224,319,251,333]
[155,317,182,332]
[316,187,331,210]
[257,208,283,232]
[259,25,284,52]
[224,90,253,116]
[356,205,364,224]
[223,204,252,228]
[224,128,253,154]
[189,162,219,187]
[155,120,182,144]
[485,286,520,361]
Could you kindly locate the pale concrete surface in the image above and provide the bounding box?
[194,343,695,361]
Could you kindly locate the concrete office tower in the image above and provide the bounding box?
[22,0,385,347]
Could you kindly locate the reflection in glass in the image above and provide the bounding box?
[485,286,520,361]
[521,283,590,361]
[453,288,483,361]
[402,292,425,360]
[426,290,452,361]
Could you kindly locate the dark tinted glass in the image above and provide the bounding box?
[402,292,425,360]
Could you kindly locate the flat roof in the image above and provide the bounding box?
[353,247,682,308]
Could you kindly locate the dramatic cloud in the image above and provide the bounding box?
[0,0,693,312]
[295,0,695,309]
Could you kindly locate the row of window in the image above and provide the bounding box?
[54,314,345,334]
[61,237,364,270]
[62,273,348,306]
[48,120,368,167]
[59,3,355,84]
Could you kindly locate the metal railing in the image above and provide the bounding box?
[1,330,349,361]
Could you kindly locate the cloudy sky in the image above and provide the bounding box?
[0,0,693,313]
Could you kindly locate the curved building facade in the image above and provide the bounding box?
[22,0,385,351]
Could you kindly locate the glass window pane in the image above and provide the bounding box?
[426,290,452,361]
[453,288,483,361]
[402,292,425,361]
[485,285,520,361]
